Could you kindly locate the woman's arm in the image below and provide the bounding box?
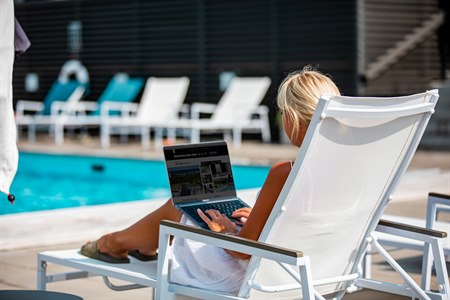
[197,161,292,259]
[227,161,291,259]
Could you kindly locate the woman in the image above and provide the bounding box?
[81,66,340,293]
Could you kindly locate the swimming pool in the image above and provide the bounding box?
[1,152,269,215]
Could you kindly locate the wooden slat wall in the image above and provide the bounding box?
[13,0,358,140]
[13,0,357,98]
[362,0,441,95]
[13,1,79,101]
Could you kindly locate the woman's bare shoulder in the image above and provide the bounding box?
[269,161,292,174]
[265,161,292,183]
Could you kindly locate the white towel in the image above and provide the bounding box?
[170,215,248,294]
[0,0,18,196]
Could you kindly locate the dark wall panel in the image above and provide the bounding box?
[13,0,358,139]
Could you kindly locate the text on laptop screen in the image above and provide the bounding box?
[164,143,237,203]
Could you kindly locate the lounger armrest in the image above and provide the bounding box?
[376,219,447,239]
[100,101,138,118]
[179,103,190,119]
[253,105,269,116]
[190,102,217,119]
[16,100,44,116]
[159,220,302,265]
[50,101,73,116]
[63,101,99,116]
[429,192,450,214]
[51,101,64,116]
[77,101,98,111]
[429,192,450,201]
[426,193,450,231]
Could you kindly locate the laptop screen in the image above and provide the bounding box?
[163,141,237,205]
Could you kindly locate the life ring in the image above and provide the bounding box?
[58,60,89,84]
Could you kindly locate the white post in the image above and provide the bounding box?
[101,122,110,148]
[141,126,150,150]
[37,254,47,291]
[155,226,171,300]
[298,257,315,299]
[429,239,449,297]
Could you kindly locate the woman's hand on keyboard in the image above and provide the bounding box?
[231,207,252,225]
[197,209,238,234]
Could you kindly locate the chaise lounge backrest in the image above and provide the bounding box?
[135,76,190,123]
[210,77,271,127]
[41,80,88,115]
[240,90,439,298]
[92,73,144,115]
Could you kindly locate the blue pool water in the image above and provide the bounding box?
[1,152,269,215]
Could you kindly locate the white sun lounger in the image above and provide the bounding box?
[100,76,190,149]
[15,59,89,143]
[171,76,271,148]
[37,89,448,300]
[365,192,449,290]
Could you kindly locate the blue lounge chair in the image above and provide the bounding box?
[16,60,89,141]
[89,73,145,116]
[40,80,88,115]
[50,73,144,144]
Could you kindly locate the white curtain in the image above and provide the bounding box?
[0,0,18,196]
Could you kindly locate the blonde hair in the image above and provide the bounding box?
[277,66,340,138]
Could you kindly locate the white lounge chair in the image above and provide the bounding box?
[100,76,190,149]
[15,60,89,142]
[17,86,86,143]
[365,192,449,290]
[170,76,271,148]
[37,90,449,299]
[16,73,144,145]
[51,73,145,145]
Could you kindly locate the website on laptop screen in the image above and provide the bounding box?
[164,143,237,204]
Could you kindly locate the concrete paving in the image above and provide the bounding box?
[1,136,449,299]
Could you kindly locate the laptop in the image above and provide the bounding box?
[163,141,250,229]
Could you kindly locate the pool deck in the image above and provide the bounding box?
[1,136,449,299]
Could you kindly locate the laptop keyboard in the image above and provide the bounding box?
[182,200,247,225]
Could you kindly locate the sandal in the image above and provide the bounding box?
[80,240,130,264]
[128,250,158,262]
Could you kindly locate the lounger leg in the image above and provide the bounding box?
[421,242,433,290]
[37,254,47,291]
[298,257,315,300]
[28,123,36,143]
[101,123,110,148]
[191,128,200,143]
[141,126,150,150]
[156,226,171,300]
[119,128,128,144]
[167,128,176,142]
[54,122,64,145]
[261,116,271,143]
[16,124,21,142]
[232,127,242,148]
[261,128,271,143]
[422,194,445,290]
[362,252,372,279]
[429,239,450,297]
[154,128,163,149]
[371,237,431,299]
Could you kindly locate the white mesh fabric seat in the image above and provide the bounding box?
[156,89,448,300]
[36,90,448,300]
